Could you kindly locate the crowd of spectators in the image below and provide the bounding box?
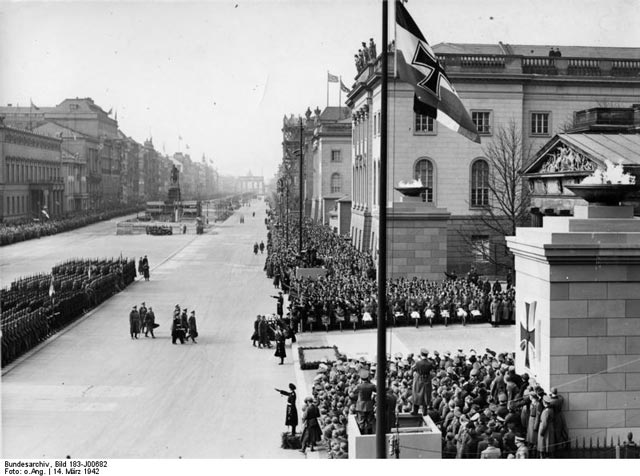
[263,210,515,331]
[0,205,143,246]
[310,349,570,459]
[1,257,137,366]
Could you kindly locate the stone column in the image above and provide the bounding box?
[507,204,640,442]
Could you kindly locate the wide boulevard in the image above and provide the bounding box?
[1,199,513,459]
[2,200,304,458]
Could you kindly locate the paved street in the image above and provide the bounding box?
[2,200,515,459]
[2,200,305,459]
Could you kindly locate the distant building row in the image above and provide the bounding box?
[277,42,640,276]
[0,97,220,222]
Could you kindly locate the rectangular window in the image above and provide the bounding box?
[471,235,491,263]
[471,187,489,207]
[331,150,342,162]
[414,113,435,133]
[531,112,550,136]
[472,111,492,135]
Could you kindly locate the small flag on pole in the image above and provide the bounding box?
[49,277,55,297]
[327,72,339,82]
[340,80,350,93]
[30,98,40,110]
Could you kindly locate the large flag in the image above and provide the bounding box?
[327,72,339,83]
[30,98,40,110]
[395,1,480,143]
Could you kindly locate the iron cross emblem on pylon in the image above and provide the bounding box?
[520,301,536,368]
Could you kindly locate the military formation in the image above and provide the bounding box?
[0,205,142,246]
[1,257,137,366]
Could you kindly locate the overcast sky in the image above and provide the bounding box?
[1,0,639,178]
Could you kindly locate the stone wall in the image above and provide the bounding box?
[507,205,640,442]
[386,201,450,280]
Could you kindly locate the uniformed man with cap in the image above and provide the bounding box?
[129,305,140,339]
[144,306,156,338]
[411,348,434,415]
[355,368,376,434]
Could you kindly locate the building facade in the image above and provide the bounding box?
[0,119,64,222]
[346,42,640,276]
[523,106,640,219]
[237,172,265,195]
[309,106,352,226]
[0,97,221,212]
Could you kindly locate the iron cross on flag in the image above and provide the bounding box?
[520,301,536,368]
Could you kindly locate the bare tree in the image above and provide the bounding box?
[457,120,533,274]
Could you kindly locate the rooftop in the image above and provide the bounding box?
[433,43,640,60]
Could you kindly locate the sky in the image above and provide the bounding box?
[1,0,639,179]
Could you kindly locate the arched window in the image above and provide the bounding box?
[414,158,434,203]
[331,172,342,193]
[471,159,490,207]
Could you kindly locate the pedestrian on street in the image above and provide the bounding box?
[187,310,198,343]
[145,306,156,338]
[258,315,271,348]
[142,255,150,281]
[253,242,259,255]
[139,302,148,335]
[129,305,140,339]
[252,315,261,347]
[181,308,189,334]
[259,241,265,254]
[271,291,284,318]
[171,315,185,344]
[300,397,321,454]
[275,383,298,436]
[274,326,286,364]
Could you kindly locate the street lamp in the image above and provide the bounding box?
[298,117,304,259]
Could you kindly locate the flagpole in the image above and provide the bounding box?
[393,2,398,77]
[326,71,330,108]
[339,76,342,109]
[376,0,389,460]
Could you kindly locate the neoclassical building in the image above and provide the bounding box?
[308,106,352,225]
[237,172,265,195]
[0,119,64,222]
[346,42,640,277]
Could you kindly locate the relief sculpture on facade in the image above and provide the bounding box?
[539,145,597,173]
